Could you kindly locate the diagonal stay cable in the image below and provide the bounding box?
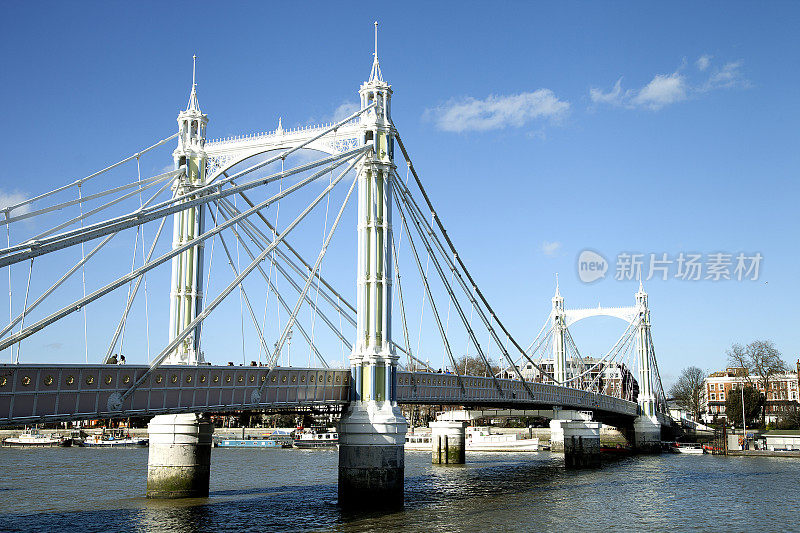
[394,191,504,395]
[395,131,559,388]
[118,153,365,405]
[0,145,368,267]
[0,152,360,353]
[393,185,465,392]
[264,169,358,370]
[214,200,334,363]
[218,196,357,327]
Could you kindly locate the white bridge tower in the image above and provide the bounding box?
[167,56,208,365]
[338,23,407,509]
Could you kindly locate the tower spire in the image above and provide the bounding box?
[554,273,561,297]
[369,21,384,82]
[187,54,200,112]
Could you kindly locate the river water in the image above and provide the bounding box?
[0,446,797,532]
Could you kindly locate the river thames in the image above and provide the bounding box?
[0,447,796,532]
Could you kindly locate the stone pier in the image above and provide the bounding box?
[430,420,466,465]
[338,401,407,509]
[563,420,601,468]
[146,413,213,499]
[633,415,662,453]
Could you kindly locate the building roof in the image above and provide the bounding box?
[763,430,800,436]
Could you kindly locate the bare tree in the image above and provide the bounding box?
[455,354,499,376]
[727,340,788,426]
[669,366,706,421]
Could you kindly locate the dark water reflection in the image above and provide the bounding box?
[0,447,797,532]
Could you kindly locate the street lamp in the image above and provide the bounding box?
[741,384,747,450]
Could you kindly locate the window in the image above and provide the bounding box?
[711,393,716,400]
[720,393,725,401]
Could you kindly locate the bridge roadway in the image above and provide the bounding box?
[0,364,640,428]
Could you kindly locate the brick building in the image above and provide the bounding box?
[701,361,800,424]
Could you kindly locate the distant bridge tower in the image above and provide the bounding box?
[338,23,407,509]
[167,56,208,365]
[552,277,567,384]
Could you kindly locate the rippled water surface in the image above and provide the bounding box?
[0,446,798,532]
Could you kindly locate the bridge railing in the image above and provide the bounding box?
[0,366,638,427]
[395,371,638,416]
[0,364,350,426]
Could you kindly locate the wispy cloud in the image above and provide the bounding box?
[425,90,569,133]
[696,54,712,72]
[43,342,63,351]
[0,190,31,216]
[332,101,360,122]
[541,241,562,256]
[590,56,748,111]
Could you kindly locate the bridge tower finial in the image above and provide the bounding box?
[187,54,200,112]
[554,273,561,298]
[369,21,384,82]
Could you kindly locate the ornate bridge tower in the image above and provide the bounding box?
[633,281,661,450]
[338,24,408,508]
[167,56,208,365]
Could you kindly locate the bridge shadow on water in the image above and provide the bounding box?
[0,452,645,533]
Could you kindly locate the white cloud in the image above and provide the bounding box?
[702,61,748,91]
[590,57,748,111]
[541,241,562,256]
[332,101,360,122]
[0,190,31,217]
[426,90,570,133]
[632,72,688,110]
[589,78,626,106]
[696,54,712,71]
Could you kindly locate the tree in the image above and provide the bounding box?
[455,354,499,376]
[776,410,800,430]
[727,340,788,426]
[725,386,764,429]
[669,366,705,421]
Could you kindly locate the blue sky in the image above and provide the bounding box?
[0,2,798,387]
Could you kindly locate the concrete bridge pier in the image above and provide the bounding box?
[548,409,588,452]
[563,420,602,468]
[146,413,213,498]
[338,401,407,509]
[430,420,466,464]
[633,415,662,453]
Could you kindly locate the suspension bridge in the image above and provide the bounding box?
[0,24,672,506]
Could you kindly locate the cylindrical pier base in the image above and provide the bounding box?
[146,413,213,499]
[563,421,601,468]
[338,402,407,509]
[633,415,662,453]
[430,421,466,465]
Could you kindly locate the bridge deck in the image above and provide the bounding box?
[0,364,638,427]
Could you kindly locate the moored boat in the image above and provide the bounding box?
[2,428,72,447]
[83,429,148,447]
[670,442,705,454]
[293,427,338,448]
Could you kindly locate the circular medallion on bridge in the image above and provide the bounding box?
[212,375,219,383]
[200,375,207,383]
[123,375,131,384]
[105,375,113,385]
[21,376,31,386]
[186,375,192,383]
[171,375,178,384]
[65,376,74,385]
[85,375,94,385]
[107,392,123,412]
[44,375,54,386]
[0,377,6,387]
[155,375,163,384]
[225,375,232,383]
